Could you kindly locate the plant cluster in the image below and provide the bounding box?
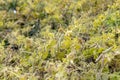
[0,0,120,80]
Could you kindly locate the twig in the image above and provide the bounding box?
[95,47,113,63]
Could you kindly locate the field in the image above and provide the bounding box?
[0,0,120,80]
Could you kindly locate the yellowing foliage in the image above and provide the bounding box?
[0,0,120,80]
